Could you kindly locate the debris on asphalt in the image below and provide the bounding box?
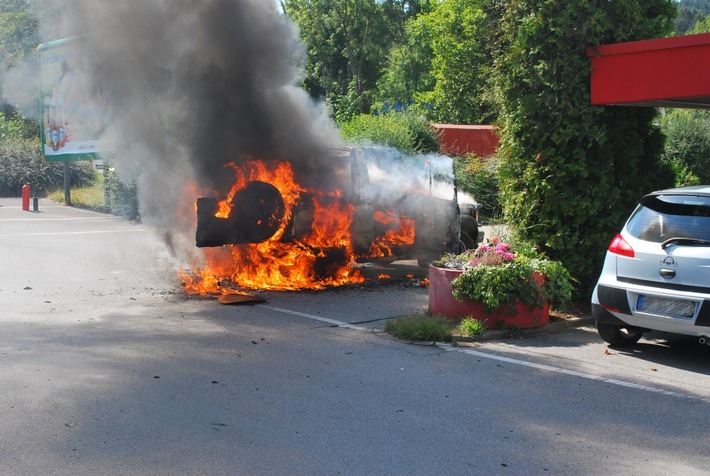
[217,293,266,305]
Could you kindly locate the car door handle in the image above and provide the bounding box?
[659,268,676,279]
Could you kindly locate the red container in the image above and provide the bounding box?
[428,265,549,329]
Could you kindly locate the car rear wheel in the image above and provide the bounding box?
[596,322,644,346]
[456,231,476,253]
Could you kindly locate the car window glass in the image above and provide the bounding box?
[627,195,710,242]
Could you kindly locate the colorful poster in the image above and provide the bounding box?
[37,37,109,161]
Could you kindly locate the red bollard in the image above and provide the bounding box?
[21,183,30,211]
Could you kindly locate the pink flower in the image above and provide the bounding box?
[467,239,517,266]
[494,243,510,253]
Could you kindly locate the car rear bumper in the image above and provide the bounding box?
[592,302,632,326]
[593,283,710,337]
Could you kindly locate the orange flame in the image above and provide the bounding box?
[180,160,366,294]
[366,210,416,258]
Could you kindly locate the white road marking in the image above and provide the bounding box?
[445,345,709,403]
[261,306,705,402]
[0,229,146,237]
[263,305,368,331]
[0,216,120,222]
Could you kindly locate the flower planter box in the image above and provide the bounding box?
[428,265,549,329]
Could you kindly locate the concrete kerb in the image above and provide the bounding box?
[452,315,596,344]
[380,314,597,347]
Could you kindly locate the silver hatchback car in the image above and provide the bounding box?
[592,185,710,346]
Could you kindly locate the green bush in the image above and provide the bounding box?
[666,157,701,187]
[493,1,676,298]
[454,155,501,219]
[0,138,97,197]
[661,109,710,185]
[103,167,140,220]
[340,110,439,153]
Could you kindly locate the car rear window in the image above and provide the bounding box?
[626,194,710,243]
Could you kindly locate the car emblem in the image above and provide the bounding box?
[660,256,677,267]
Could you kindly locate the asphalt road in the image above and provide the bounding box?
[1,198,709,475]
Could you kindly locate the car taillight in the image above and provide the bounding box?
[608,233,634,258]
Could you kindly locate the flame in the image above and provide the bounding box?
[366,210,416,258]
[180,160,366,294]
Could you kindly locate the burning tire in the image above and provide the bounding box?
[232,181,285,242]
[196,180,285,247]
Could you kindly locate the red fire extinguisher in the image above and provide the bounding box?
[22,183,30,211]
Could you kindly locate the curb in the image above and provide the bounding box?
[452,316,596,343]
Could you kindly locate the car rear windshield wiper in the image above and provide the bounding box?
[661,237,710,249]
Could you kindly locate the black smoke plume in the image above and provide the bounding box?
[56,0,340,257]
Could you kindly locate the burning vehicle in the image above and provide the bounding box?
[184,147,480,293]
[29,4,480,295]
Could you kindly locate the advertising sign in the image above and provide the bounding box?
[37,37,109,161]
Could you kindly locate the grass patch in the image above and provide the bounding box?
[47,171,139,219]
[385,314,455,342]
[48,183,106,210]
[385,314,492,342]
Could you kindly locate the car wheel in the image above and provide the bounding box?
[456,231,476,253]
[596,322,644,346]
[460,215,479,245]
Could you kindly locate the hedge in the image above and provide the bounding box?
[0,139,96,197]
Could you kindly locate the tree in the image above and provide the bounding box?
[417,0,495,124]
[0,108,37,141]
[493,0,677,297]
[688,11,710,32]
[0,0,45,127]
[661,108,710,184]
[0,0,39,70]
[286,0,393,121]
[375,14,435,110]
[676,0,710,34]
[375,0,498,124]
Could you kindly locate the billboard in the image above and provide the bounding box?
[37,37,109,161]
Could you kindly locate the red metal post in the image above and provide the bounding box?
[21,183,30,211]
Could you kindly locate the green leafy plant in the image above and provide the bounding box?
[455,317,486,337]
[434,236,574,313]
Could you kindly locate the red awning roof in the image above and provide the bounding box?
[587,33,710,108]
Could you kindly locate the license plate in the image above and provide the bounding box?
[636,295,695,318]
